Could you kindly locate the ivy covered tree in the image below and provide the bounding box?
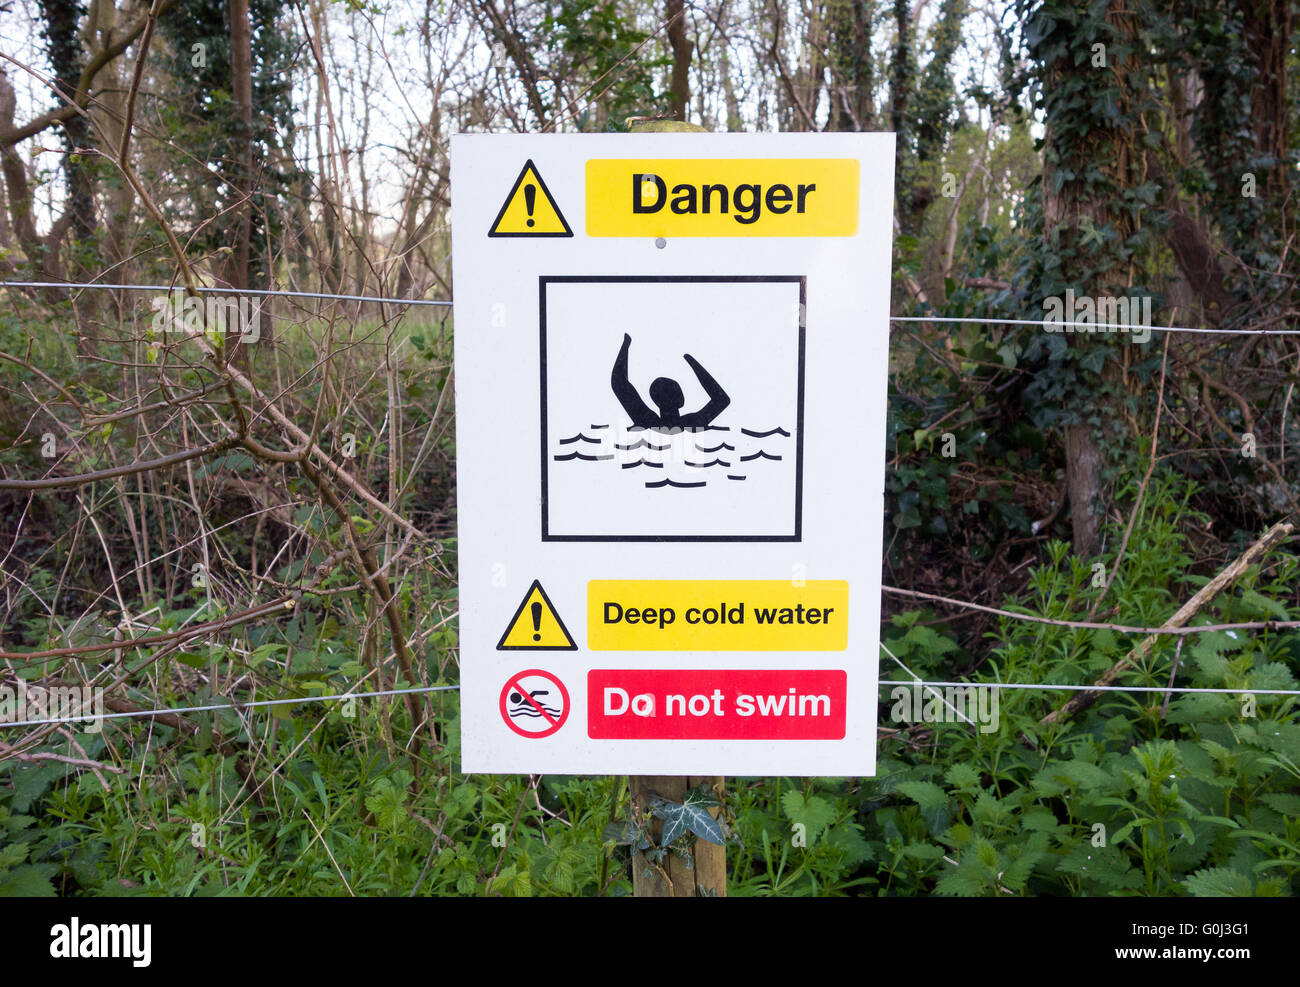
[34,0,106,324]
[158,0,299,297]
[475,0,670,131]
[1004,0,1299,557]
[1013,1,1165,556]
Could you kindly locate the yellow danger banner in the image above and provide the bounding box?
[587,579,848,650]
[585,158,859,237]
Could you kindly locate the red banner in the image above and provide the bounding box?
[587,669,846,740]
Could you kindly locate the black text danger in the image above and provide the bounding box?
[632,173,817,225]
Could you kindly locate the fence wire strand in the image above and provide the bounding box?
[3,671,1296,731]
[0,281,453,307]
[5,281,1299,333]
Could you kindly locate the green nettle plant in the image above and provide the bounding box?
[867,476,1299,897]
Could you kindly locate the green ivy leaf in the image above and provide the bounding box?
[602,819,652,851]
[650,793,726,846]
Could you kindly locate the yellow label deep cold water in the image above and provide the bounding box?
[585,159,859,237]
[588,580,849,650]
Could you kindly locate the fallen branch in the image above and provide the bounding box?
[193,340,426,543]
[3,750,125,773]
[0,436,240,490]
[0,596,294,661]
[1040,519,1294,727]
[883,580,1300,636]
[959,276,1011,291]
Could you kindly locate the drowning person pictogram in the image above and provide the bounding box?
[610,333,730,431]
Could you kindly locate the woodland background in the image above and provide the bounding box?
[0,0,1298,896]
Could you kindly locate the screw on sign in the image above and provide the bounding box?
[500,669,570,738]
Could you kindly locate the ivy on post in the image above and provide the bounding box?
[621,777,728,897]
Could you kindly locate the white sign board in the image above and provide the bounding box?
[451,133,894,776]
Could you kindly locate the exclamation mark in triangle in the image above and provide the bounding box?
[497,579,577,650]
[487,160,573,238]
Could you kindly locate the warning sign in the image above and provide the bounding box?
[452,132,894,776]
[500,669,570,738]
[488,160,573,237]
[497,579,577,650]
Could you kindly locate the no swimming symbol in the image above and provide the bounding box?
[500,669,570,738]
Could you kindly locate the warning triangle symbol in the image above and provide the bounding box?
[496,579,578,650]
[487,160,573,238]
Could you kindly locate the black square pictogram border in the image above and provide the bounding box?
[539,275,806,542]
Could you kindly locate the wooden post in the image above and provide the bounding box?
[624,118,727,898]
[630,775,727,896]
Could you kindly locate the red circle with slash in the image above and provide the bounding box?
[499,669,570,738]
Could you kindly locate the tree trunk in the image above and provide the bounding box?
[39,0,95,254]
[666,0,691,122]
[1039,0,1146,558]
[888,0,911,227]
[227,0,254,298]
[0,68,44,271]
[1237,0,1290,201]
[828,0,874,131]
[1064,424,1102,556]
[717,4,744,132]
[228,0,266,354]
[39,0,98,352]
